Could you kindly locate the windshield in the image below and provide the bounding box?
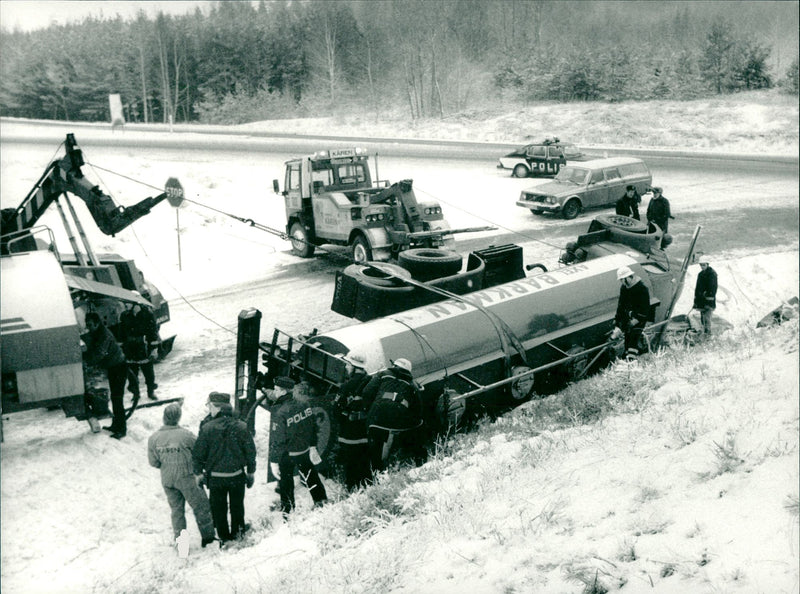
[562,144,582,158]
[555,166,589,184]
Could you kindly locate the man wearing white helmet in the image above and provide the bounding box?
[693,254,718,335]
[363,358,427,473]
[334,352,373,491]
[611,265,651,360]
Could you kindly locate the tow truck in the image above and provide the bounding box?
[1,133,182,435]
[273,148,492,263]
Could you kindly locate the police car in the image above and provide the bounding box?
[497,137,590,178]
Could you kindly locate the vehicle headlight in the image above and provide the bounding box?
[547,196,556,204]
[520,192,528,201]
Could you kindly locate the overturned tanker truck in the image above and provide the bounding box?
[239,215,699,463]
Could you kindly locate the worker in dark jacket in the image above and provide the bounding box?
[192,392,257,543]
[616,185,641,220]
[119,298,160,400]
[334,352,373,491]
[148,403,216,549]
[612,266,651,360]
[694,255,718,335]
[83,312,128,439]
[645,187,674,248]
[268,376,328,514]
[363,358,427,472]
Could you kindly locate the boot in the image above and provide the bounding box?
[147,389,158,400]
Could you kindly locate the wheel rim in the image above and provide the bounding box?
[564,201,579,219]
[291,228,306,252]
[353,242,369,263]
[514,165,528,178]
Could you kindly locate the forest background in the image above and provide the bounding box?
[0,0,798,127]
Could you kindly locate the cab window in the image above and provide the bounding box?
[589,169,604,183]
[286,163,301,191]
[311,168,333,189]
[604,167,622,182]
[335,163,367,185]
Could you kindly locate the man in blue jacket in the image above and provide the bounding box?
[148,403,216,549]
[192,392,256,544]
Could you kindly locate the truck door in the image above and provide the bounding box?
[285,162,303,215]
[583,168,609,208]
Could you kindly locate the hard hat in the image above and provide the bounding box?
[617,266,634,280]
[392,358,413,373]
[344,352,367,368]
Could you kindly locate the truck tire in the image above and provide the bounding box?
[344,262,412,288]
[351,235,372,263]
[561,199,581,220]
[594,214,648,233]
[290,221,315,257]
[513,164,530,178]
[397,249,463,281]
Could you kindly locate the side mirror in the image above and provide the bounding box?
[272,179,280,194]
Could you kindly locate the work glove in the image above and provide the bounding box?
[194,474,206,489]
[309,446,322,466]
[610,327,623,340]
[245,472,255,489]
[270,462,281,480]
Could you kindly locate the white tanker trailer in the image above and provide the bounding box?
[250,215,699,460]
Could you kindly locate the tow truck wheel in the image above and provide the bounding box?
[351,235,373,263]
[513,164,530,178]
[290,221,315,258]
[561,199,581,220]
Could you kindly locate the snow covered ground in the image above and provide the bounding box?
[0,114,798,593]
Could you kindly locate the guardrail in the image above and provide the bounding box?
[1,117,797,172]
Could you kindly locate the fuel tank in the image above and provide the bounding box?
[306,252,672,387]
[1,250,84,406]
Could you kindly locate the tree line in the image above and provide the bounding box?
[0,0,797,125]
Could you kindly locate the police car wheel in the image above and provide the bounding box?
[513,164,530,178]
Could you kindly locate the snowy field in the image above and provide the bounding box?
[0,116,798,593]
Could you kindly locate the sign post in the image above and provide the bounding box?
[165,178,185,271]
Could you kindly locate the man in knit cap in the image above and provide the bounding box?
[193,392,257,543]
[148,402,216,549]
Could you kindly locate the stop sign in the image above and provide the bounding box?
[165,177,184,207]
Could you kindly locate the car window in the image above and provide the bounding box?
[555,166,589,184]
[526,146,547,158]
[589,169,604,183]
[604,168,622,182]
[549,147,564,158]
[562,145,581,158]
[619,162,648,177]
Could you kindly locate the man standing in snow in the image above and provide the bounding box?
[83,312,128,439]
[645,187,673,233]
[363,358,428,473]
[334,352,373,491]
[148,403,216,549]
[119,298,160,401]
[192,392,257,544]
[611,266,651,360]
[267,376,328,514]
[694,255,718,335]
